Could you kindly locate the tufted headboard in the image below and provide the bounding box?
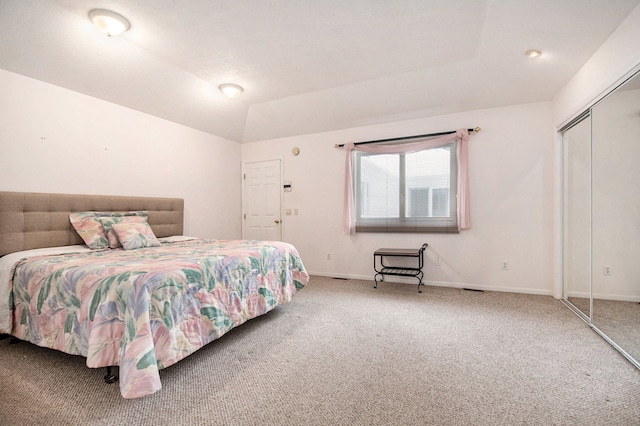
[0,191,184,256]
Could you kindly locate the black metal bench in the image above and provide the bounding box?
[374,243,428,293]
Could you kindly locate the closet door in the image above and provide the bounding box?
[561,70,640,370]
[590,73,640,368]
[562,115,591,319]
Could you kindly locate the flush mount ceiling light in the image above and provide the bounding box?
[89,9,131,36]
[219,83,244,99]
[525,49,542,58]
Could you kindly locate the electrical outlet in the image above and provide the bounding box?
[603,266,612,275]
[435,257,441,266]
[501,261,509,270]
[327,253,332,261]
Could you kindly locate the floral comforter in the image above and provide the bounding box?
[4,239,308,398]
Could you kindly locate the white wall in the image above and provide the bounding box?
[0,69,242,239]
[242,101,555,295]
[553,3,640,127]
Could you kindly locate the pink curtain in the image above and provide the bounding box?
[343,128,470,235]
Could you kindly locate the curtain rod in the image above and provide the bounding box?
[334,127,481,148]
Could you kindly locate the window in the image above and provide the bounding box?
[432,188,450,217]
[409,188,429,217]
[353,143,458,232]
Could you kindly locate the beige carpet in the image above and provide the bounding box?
[1,276,639,425]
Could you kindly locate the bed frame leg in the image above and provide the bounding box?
[1,334,23,344]
[104,366,119,384]
[0,334,20,343]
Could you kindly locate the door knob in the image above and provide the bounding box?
[275,219,280,224]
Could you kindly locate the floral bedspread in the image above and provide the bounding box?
[7,239,308,398]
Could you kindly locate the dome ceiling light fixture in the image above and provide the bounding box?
[525,49,542,58]
[219,83,244,99]
[89,9,131,36]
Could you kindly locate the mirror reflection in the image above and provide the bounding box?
[591,73,640,364]
[563,115,591,319]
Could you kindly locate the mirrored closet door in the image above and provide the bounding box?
[562,70,640,370]
[563,113,592,320]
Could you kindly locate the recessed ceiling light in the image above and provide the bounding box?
[89,9,130,36]
[219,83,244,99]
[525,49,542,58]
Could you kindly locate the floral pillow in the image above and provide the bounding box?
[96,211,149,248]
[69,212,112,249]
[111,221,161,250]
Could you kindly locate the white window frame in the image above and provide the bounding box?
[353,143,459,233]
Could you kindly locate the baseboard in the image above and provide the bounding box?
[566,291,640,303]
[307,271,553,296]
[566,291,590,299]
[592,293,640,303]
[424,280,553,296]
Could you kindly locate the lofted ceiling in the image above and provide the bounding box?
[1,0,639,142]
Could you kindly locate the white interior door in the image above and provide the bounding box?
[243,159,282,241]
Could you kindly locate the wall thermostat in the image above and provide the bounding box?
[283,181,292,192]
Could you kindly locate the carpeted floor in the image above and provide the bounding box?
[1,276,639,425]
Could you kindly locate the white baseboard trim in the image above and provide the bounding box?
[566,291,640,302]
[566,291,590,299]
[307,271,554,296]
[593,293,640,303]
[308,271,373,281]
[425,280,553,296]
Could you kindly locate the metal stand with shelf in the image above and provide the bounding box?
[374,243,428,293]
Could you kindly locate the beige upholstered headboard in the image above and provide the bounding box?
[0,191,184,256]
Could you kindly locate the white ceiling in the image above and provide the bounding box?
[1,0,639,142]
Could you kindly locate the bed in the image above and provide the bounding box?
[0,191,308,398]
